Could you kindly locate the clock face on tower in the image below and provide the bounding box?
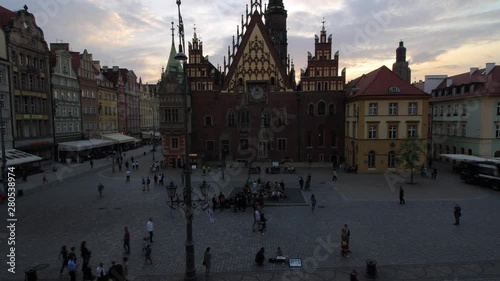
[251,86,264,100]
[247,82,267,103]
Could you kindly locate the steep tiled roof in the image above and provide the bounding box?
[433,66,500,96]
[346,65,427,99]
[0,6,16,30]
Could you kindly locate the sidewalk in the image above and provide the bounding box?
[15,144,159,196]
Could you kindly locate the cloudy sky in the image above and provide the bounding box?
[3,0,500,84]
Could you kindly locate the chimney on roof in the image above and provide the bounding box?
[486,62,496,75]
[470,67,479,76]
[113,66,119,72]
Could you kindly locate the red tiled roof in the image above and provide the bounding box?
[346,65,427,99]
[433,65,500,96]
[0,6,16,29]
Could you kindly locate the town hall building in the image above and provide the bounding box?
[159,0,346,168]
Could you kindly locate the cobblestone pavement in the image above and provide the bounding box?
[1,157,500,281]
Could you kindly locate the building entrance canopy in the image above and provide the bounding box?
[58,139,114,152]
[103,133,137,144]
[0,149,43,166]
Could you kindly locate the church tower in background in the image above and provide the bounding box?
[265,0,288,68]
[392,40,411,83]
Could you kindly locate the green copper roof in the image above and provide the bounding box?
[164,41,184,83]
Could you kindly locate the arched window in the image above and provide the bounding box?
[204,116,213,127]
[461,147,465,154]
[368,151,376,168]
[453,146,457,154]
[317,82,321,91]
[324,82,328,91]
[388,151,395,168]
[328,104,335,116]
[263,109,271,127]
[495,151,500,158]
[468,149,472,155]
[308,104,315,116]
[227,110,235,127]
[239,109,250,128]
[238,78,244,86]
[317,101,326,115]
[307,131,312,147]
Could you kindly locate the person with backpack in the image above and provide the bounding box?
[96,262,106,281]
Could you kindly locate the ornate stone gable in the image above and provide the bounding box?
[222,13,292,94]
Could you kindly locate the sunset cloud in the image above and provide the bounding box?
[2,0,499,84]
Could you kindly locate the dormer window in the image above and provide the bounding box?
[388,86,400,93]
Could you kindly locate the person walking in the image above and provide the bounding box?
[126,170,131,183]
[43,173,48,184]
[252,207,261,233]
[123,227,130,254]
[98,183,104,198]
[255,247,265,266]
[299,176,304,190]
[453,203,462,225]
[432,168,438,179]
[310,194,317,213]
[145,245,153,264]
[80,241,91,268]
[260,211,267,235]
[332,168,338,182]
[59,245,69,275]
[203,247,212,277]
[96,262,106,281]
[67,255,77,281]
[147,217,154,243]
[146,176,151,191]
[399,186,405,204]
[142,177,146,191]
[90,159,94,168]
[341,224,351,257]
[154,174,158,186]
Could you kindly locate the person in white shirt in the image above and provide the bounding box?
[96,262,106,281]
[252,209,261,233]
[147,218,154,243]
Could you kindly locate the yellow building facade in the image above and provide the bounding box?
[97,76,118,134]
[345,66,430,173]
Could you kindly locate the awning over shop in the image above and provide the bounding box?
[0,149,43,166]
[58,139,114,152]
[103,133,137,144]
[141,131,161,139]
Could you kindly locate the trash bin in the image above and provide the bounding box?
[18,189,24,197]
[25,269,37,281]
[366,259,377,279]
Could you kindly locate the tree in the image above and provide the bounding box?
[395,135,426,184]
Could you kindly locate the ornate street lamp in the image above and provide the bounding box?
[174,1,198,280]
[166,180,209,209]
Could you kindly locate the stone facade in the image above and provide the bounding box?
[2,6,54,160]
[49,43,82,152]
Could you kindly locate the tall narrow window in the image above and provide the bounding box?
[317,102,326,115]
[308,104,314,116]
[388,151,395,168]
[368,151,376,168]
